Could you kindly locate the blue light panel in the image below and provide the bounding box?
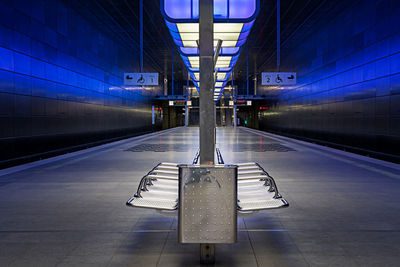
[161,0,259,100]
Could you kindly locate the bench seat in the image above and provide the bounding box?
[127,162,288,214]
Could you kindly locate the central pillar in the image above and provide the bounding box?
[199,0,215,263]
[199,0,215,165]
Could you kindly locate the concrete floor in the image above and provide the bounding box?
[1,127,400,267]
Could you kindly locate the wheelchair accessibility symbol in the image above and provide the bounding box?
[261,72,296,85]
[124,73,159,86]
[137,74,145,84]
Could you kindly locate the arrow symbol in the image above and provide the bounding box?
[126,75,133,80]
[287,75,295,80]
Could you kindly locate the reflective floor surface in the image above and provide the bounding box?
[0,127,400,266]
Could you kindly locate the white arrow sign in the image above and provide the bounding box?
[261,72,296,85]
[124,73,159,86]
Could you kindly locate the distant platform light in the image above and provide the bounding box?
[161,0,259,101]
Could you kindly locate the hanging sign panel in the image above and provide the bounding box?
[124,73,159,86]
[261,72,296,85]
[229,100,252,106]
[169,100,189,106]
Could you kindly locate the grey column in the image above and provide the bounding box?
[199,0,215,263]
[185,72,189,127]
[246,44,249,96]
[277,0,280,71]
[164,59,168,96]
[199,0,215,165]
[139,0,143,72]
[254,58,257,95]
[171,49,174,96]
[232,72,237,127]
[234,105,237,127]
[185,105,189,127]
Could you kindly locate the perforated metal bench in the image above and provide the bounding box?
[126,153,288,214]
[126,163,179,210]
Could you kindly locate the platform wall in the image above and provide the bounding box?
[0,0,159,166]
[259,0,400,158]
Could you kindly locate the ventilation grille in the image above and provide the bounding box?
[125,144,196,152]
[232,143,295,152]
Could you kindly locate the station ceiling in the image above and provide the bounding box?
[66,0,352,90]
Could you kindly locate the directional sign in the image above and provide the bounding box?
[124,73,159,86]
[261,72,296,85]
[169,100,189,106]
[229,100,252,106]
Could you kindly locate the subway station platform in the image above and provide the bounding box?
[0,127,400,266]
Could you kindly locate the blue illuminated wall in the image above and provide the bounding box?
[259,0,400,157]
[0,0,158,166]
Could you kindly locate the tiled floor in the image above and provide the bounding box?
[0,127,400,266]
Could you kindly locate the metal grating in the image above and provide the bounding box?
[125,144,196,152]
[232,143,296,152]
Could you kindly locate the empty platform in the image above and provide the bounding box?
[0,127,400,266]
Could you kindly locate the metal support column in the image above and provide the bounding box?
[187,72,190,96]
[200,243,215,265]
[234,105,237,127]
[199,0,215,165]
[139,0,143,72]
[185,105,189,127]
[163,75,168,95]
[232,71,236,99]
[164,59,168,95]
[254,75,257,95]
[171,49,174,96]
[185,72,189,127]
[232,72,237,127]
[199,0,215,262]
[254,59,257,95]
[151,106,155,125]
[277,0,280,72]
[246,44,249,96]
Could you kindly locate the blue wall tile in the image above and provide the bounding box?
[0,46,14,71]
[0,0,157,145]
[0,70,14,93]
[14,52,31,75]
[260,0,400,153]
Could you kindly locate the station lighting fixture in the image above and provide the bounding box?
[161,0,259,101]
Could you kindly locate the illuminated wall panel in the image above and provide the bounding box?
[0,0,155,164]
[259,1,400,156]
